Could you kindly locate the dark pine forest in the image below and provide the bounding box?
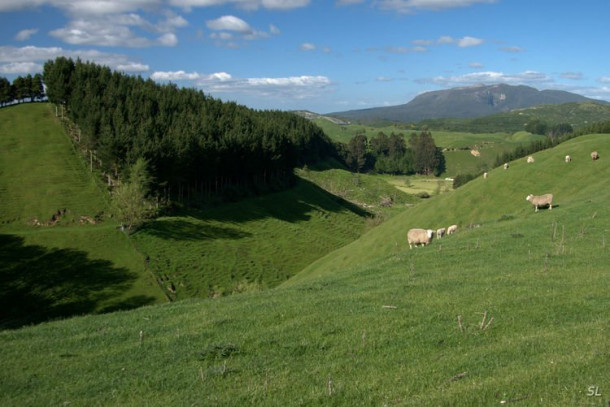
[42,57,338,203]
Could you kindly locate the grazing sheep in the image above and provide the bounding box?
[436,227,446,239]
[527,156,535,163]
[483,172,488,179]
[526,194,553,212]
[407,228,434,249]
[447,224,458,235]
[504,163,509,170]
[565,155,571,163]
[591,151,599,161]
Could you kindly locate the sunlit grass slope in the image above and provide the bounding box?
[0,104,166,328]
[288,133,609,282]
[1,133,608,406]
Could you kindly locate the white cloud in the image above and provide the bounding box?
[206,15,279,47]
[469,62,484,68]
[0,45,149,74]
[375,0,496,13]
[0,62,43,74]
[151,70,202,80]
[169,0,309,11]
[300,42,316,51]
[419,70,553,87]
[15,28,39,41]
[206,15,252,32]
[116,62,149,72]
[457,36,483,47]
[151,69,331,100]
[158,32,178,46]
[599,76,610,83]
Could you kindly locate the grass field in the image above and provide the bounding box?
[312,118,544,177]
[0,104,167,328]
[131,178,370,299]
[1,130,608,405]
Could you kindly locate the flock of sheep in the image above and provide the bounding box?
[407,150,600,249]
[407,225,457,249]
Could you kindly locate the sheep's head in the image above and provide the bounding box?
[526,194,533,201]
[426,229,434,239]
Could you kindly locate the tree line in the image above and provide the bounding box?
[0,74,45,106]
[336,129,446,176]
[42,57,337,204]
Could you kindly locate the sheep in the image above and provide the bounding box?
[591,151,599,161]
[565,155,571,163]
[526,193,553,212]
[407,228,434,249]
[436,227,446,239]
[483,172,488,179]
[447,224,458,235]
[504,163,509,170]
[527,156,535,163]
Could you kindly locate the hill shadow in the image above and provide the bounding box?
[0,234,156,329]
[178,178,371,226]
[140,219,252,241]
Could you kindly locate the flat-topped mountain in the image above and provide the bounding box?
[329,84,607,122]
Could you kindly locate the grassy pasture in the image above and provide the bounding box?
[1,133,608,406]
[131,177,370,299]
[0,104,167,328]
[313,118,544,177]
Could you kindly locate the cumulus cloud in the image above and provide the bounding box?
[0,45,149,74]
[169,0,309,11]
[375,0,496,13]
[206,15,280,47]
[15,28,39,41]
[206,15,252,32]
[0,62,43,74]
[151,69,331,100]
[418,70,553,87]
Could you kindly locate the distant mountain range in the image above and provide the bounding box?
[328,84,608,123]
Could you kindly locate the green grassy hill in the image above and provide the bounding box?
[0,104,167,328]
[2,131,608,405]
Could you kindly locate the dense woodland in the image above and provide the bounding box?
[0,74,45,105]
[41,57,337,203]
[337,130,446,176]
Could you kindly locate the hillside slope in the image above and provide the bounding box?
[1,132,608,406]
[330,84,607,123]
[0,104,167,328]
[288,133,609,283]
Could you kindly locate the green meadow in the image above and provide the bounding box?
[1,104,609,405]
[0,104,167,328]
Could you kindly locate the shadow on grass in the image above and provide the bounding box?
[0,234,156,329]
[140,219,252,241]
[139,178,370,242]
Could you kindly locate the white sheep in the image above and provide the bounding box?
[483,172,488,179]
[565,155,571,163]
[527,156,535,163]
[526,194,553,212]
[447,224,458,235]
[407,228,434,249]
[504,163,509,170]
[436,227,446,239]
[591,151,599,161]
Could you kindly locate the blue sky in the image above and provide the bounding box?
[1,0,609,113]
